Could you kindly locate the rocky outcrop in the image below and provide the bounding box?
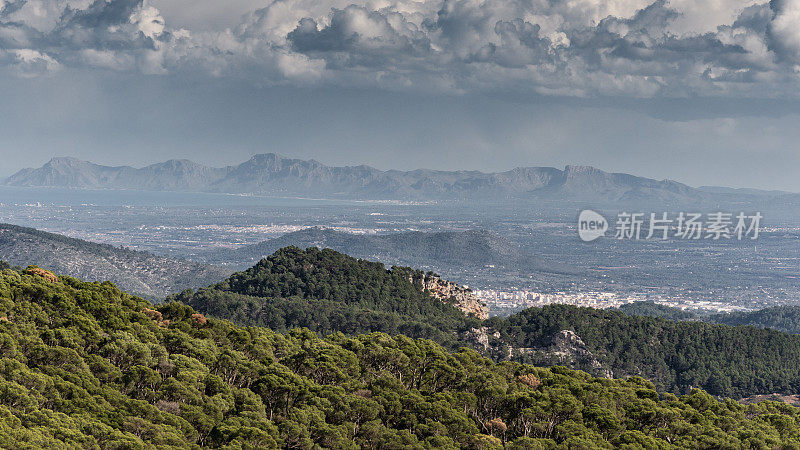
[409,272,489,319]
[466,326,501,351]
[546,330,613,378]
[463,327,613,379]
[506,329,612,379]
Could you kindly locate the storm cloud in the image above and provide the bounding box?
[0,0,799,97]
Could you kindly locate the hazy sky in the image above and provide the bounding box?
[1,0,800,191]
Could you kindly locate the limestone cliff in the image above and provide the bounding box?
[408,272,489,320]
[465,327,613,379]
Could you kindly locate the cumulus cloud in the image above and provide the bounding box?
[2,48,60,76]
[2,0,800,97]
[768,0,800,62]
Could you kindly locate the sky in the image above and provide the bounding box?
[0,0,799,191]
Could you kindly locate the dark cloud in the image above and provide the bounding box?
[0,0,799,97]
[286,5,432,72]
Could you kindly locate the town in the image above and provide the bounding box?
[474,288,754,316]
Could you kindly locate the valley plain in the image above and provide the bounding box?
[1,169,798,316]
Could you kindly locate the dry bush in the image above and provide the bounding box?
[142,308,163,322]
[191,313,207,327]
[24,266,58,283]
[518,373,541,389]
[486,418,507,437]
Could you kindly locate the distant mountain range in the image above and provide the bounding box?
[197,227,568,276]
[0,223,232,298]
[6,153,778,204]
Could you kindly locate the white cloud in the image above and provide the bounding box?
[2,0,800,97]
[6,48,60,76]
[770,0,800,62]
[130,4,165,39]
[276,51,325,80]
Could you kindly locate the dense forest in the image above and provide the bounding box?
[5,267,800,448]
[488,305,800,398]
[173,247,800,400]
[616,301,697,321]
[170,247,481,350]
[617,302,800,335]
[709,306,800,335]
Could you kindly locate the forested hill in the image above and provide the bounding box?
[5,267,800,448]
[170,246,485,350]
[709,306,800,335]
[199,227,547,273]
[0,223,231,298]
[173,247,800,400]
[618,302,800,335]
[484,304,800,399]
[617,301,698,321]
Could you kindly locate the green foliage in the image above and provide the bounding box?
[617,301,697,321]
[488,304,800,398]
[171,246,481,350]
[709,306,800,335]
[5,270,800,447]
[175,247,800,401]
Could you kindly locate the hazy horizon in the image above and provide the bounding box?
[1,0,800,191]
[4,149,798,194]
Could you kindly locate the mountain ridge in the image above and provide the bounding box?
[6,153,737,203]
[198,227,549,274]
[0,223,232,298]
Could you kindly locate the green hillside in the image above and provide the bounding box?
[4,267,800,447]
[0,223,232,299]
[170,246,481,350]
[175,247,800,400]
[617,301,698,321]
[709,306,800,335]
[488,305,800,398]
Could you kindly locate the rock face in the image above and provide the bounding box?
[547,330,613,379]
[466,326,501,351]
[408,272,489,320]
[464,327,613,379]
[506,329,612,379]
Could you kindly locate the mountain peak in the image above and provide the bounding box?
[564,164,602,174]
[247,153,291,163]
[46,156,86,166]
[162,158,197,165]
[5,154,763,205]
[250,153,325,165]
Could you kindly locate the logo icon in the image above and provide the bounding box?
[578,209,608,242]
